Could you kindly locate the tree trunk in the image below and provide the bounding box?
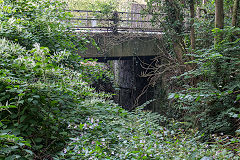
[232,0,239,27]
[190,0,196,51]
[165,0,185,64]
[215,0,224,29]
[215,0,224,44]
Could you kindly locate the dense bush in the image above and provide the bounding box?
[0,0,109,158]
[0,0,84,53]
[0,105,33,159]
[169,27,240,137]
[0,38,92,158]
[143,0,240,140]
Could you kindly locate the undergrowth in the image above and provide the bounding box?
[0,36,239,159]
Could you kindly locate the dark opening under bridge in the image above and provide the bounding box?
[68,10,165,59]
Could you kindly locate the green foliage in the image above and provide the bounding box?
[0,0,84,53]
[0,105,33,159]
[67,0,125,12]
[0,37,112,158]
[144,0,240,140]
[89,0,118,13]
[2,37,237,159]
[79,59,114,89]
[194,15,215,49]
[55,103,238,159]
[145,0,187,50]
[67,0,119,20]
[0,0,110,158]
[169,27,240,137]
[0,39,75,158]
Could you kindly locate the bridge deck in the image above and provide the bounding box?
[78,33,163,59]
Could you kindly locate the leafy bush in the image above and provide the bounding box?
[169,27,240,137]
[0,10,112,157]
[0,105,33,159]
[0,0,84,53]
[0,39,80,158]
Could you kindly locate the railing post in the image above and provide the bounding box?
[112,11,119,34]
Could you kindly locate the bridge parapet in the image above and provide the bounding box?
[67,10,165,33]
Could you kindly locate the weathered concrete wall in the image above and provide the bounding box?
[79,33,162,58]
[111,57,154,110]
[112,60,135,109]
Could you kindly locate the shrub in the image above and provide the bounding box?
[169,27,240,137]
[0,0,84,53]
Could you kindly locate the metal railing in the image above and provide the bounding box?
[67,10,164,33]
